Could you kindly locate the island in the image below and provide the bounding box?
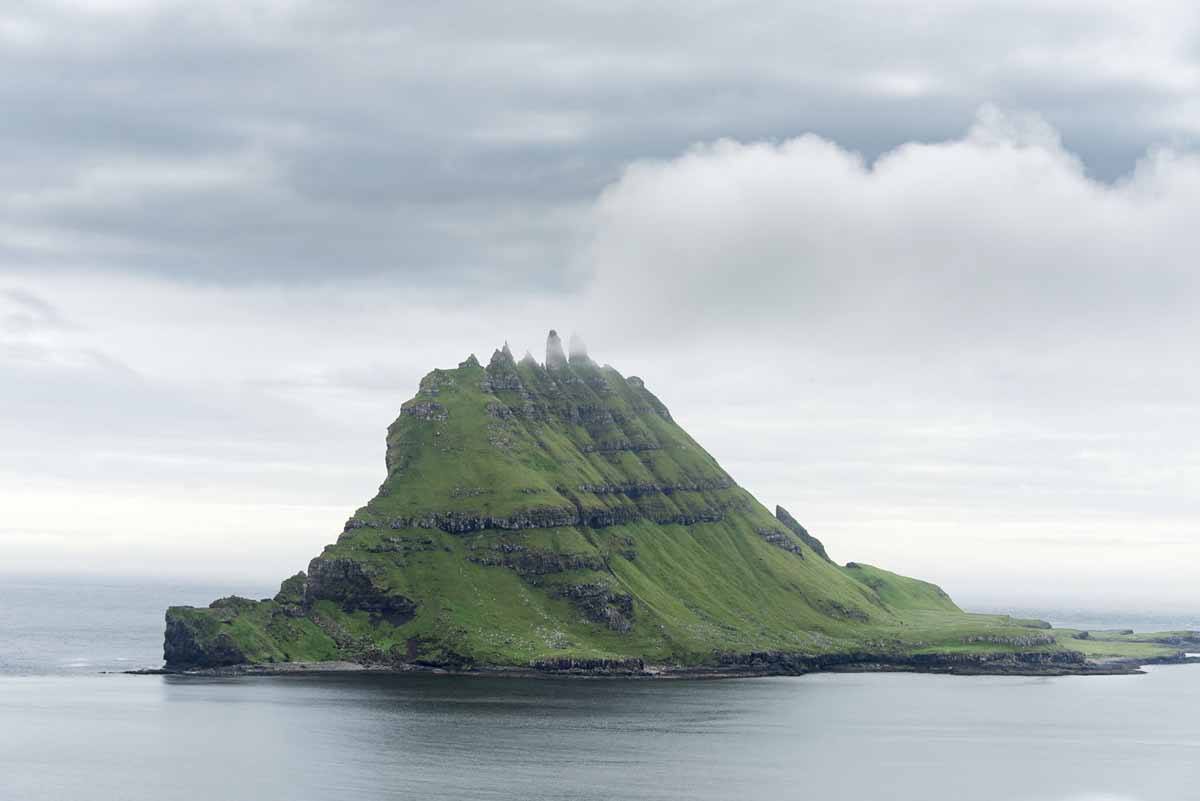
[161,331,1200,677]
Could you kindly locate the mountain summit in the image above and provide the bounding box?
[163,331,1197,675]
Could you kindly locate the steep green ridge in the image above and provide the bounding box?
[163,332,1198,674]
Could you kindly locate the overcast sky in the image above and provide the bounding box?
[4,0,1200,611]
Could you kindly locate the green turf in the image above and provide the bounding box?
[163,342,1197,671]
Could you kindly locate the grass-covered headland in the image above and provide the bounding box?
[161,332,1199,677]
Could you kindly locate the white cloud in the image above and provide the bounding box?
[3,106,1200,611]
[580,105,1200,352]
[567,108,1200,608]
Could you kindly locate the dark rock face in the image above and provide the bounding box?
[305,557,417,627]
[467,545,607,577]
[363,536,441,555]
[388,506,580,533]
[380,491,743,534]
[755,526,804,555]
[576,505,641,528]
[484,346,523,391]
[531,656,645,673]
[401,401,448,421]
[964,633,1056,647]
[486,402,515,419]
[775,505,833,562]
[714,648,1088,675]
[545,329,567,369]
[273,572,308,609]
[578,478,734,497]
[580,440,660,454]
[554,584,634,632]
[163,610,248,669]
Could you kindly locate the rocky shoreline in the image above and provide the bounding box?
[127,652,1200,680]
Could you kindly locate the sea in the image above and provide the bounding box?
[1,575,1197,801]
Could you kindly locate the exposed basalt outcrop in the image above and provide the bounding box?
[713,648,1087,675]
[483,346,523,392]
[775,506,833,563]
[273,572,307,610]
[553,584,634,632]
[575,505,641,528]
[378,492,744,535]
[578,478,734,496]
[451,487,491,499]
[580,440,661,454]
[387,506,580,533]
[305,557,418,626]
[363,536,443,555]
[466,544,607,576]
[486,402,515,419]
[531,656,645,673]
[163,596,263,670]
[164,613,248,670]
[964,633,1057,647]
[400,401,448,421]
[755,526,804,555]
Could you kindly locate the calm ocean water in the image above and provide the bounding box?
[1,575,1197,801]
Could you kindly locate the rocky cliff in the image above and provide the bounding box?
[163,331,1195,675]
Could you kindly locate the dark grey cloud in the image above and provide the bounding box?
[5,2,1200,605]
[3,0,1199,284]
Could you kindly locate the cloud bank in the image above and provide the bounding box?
[584,106,1200,351]
[3,0,1200,285]
[3,0,1200,610]
[573,109,1200,608]
[6,109,1200,610]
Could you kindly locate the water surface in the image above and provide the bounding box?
[1,576,1196,800]
[2,669,1198,801]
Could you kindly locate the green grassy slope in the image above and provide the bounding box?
[163,335,1197,672]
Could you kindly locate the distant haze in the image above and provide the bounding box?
[3,1,1200,611]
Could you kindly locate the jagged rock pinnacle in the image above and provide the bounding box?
[568,332,591,365]
[775,505,833,563]
[490,341,516,368]
[545,329,567,369]
[519,350,537,367]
